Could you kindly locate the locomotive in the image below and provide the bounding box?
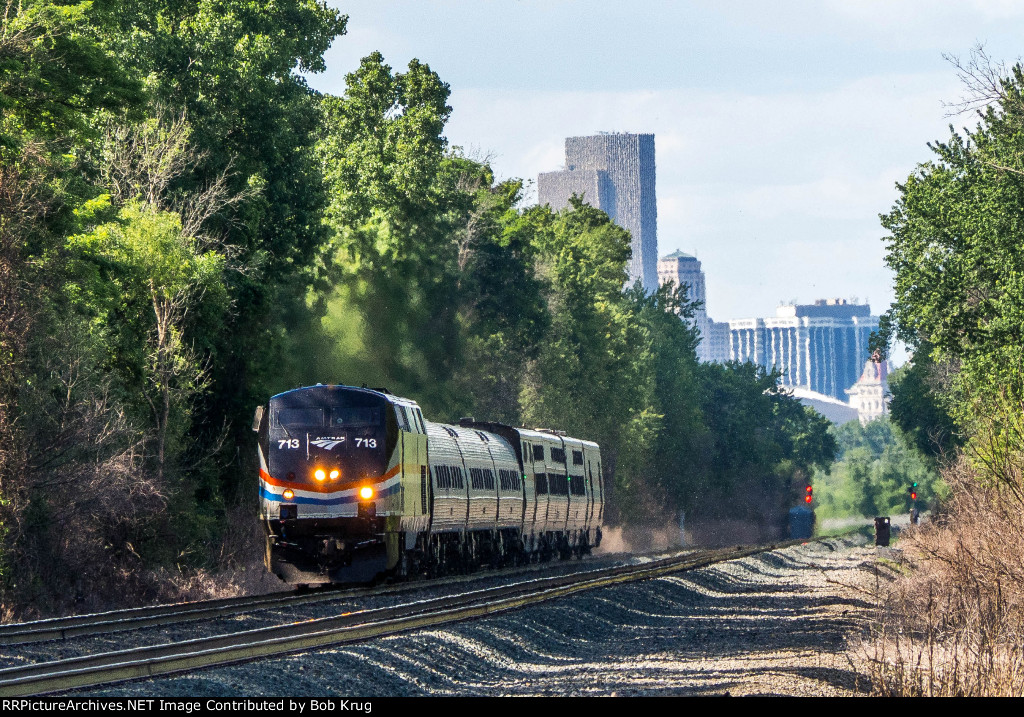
[254,384,604,584]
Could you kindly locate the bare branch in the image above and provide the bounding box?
[942,44,1012,117]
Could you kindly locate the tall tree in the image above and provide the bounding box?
[880,60,1024,444]
[315,52,467,413]
[520,197,658,520]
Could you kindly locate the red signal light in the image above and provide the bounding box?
[910,492,917,501]
[804,484,813,503]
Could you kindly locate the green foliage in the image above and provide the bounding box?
[451,177,548,424]
[887,354,960,464]
[814,417,943,519]
[313,53,474,414]
[0,0,143,155]
[520,198,658,519]
[690,362,835,524]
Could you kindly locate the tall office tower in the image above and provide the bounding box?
[538,133,658,290]
[726,299,879,401]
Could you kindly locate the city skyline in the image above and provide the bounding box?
[305,2,1024,363]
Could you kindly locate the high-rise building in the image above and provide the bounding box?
[725,299,879,402]
[658,250,711,361]
[656,250,733,363]
[538,133,658,289]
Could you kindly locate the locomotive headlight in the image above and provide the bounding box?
[359,486,374,500]
[314,469,326,482]
[329,469,340,480]
[283,489,295,501]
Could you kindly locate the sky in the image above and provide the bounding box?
[305,2,1024,362]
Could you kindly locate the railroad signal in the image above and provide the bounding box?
[909,482,918,501]
[804,484,813,504]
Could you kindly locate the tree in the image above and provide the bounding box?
[520,197,659,521]
[450,172,548,424]
[880,56,1024,442]
[887,354,959,465]
[314,52,466,413]
[813,418,941,519]
[0,0,142,155]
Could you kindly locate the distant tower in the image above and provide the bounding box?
[846,353,890,425]
[658,251,710,360]
[538,133,658,290]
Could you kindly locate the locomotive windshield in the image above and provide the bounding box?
[271,406,382,428]
[273,408,324,428]
[266,386,393,484]
[330,407,382,427]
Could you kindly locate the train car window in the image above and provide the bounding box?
[535,473,548,494]
[551,447,566,464]
[572,450,584,465]
[498,469,521,491]
[272,408,324,428]
[454,466,465,489]
[470,467,485,490]
[549,473,569,496]
[570,475,585,495]
[482,469,495,490]
[329,407,382,427]
[532,445,544,461]
[414,408,426,433]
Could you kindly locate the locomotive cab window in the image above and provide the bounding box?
[329,407,382,427]
[572,450,584,465]
[396,405,411,431]
[551,447,566,464]
[532,445,545,461]
[272,408,324,428]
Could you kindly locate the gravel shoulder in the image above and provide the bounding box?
[74,535,879,697]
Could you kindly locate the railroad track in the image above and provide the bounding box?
[0,539,810,697]
[0,547,658,647]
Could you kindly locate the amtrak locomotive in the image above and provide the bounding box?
[255,384,604,584]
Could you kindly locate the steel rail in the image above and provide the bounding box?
[0,548,654,646]
[0,539,809,697]
[0,583,417,647]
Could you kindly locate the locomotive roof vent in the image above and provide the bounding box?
[459,417,475,427]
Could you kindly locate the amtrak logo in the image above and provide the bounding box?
[311,437,346,450]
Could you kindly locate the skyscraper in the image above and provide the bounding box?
[657,250,731,363]
[725,299,879,401]
[538,133,658,289]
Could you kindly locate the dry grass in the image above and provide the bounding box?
[861,452,1024,695]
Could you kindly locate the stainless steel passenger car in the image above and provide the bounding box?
[255,384,603,583]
